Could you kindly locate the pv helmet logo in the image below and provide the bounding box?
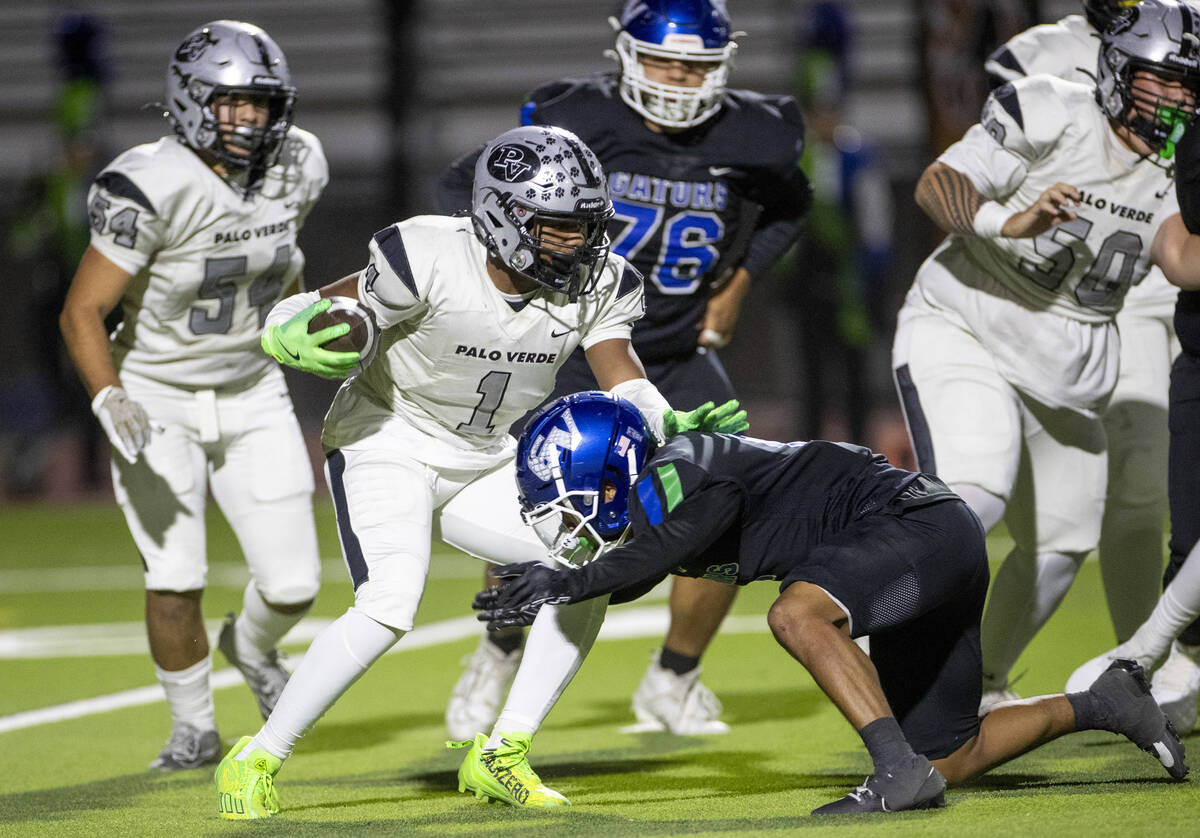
[175,30,217,62]
[487,144,541,183]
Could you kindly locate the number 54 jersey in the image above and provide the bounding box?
[321,214,645,468]
[86,129,328,390]
[905,74,1178,412]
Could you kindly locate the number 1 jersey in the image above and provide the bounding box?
[322,215,645,460]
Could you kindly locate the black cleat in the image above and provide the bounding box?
[1089,659,1189,781]
[812,755,947,815]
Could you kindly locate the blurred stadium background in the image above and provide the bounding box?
[0,0,1078,501]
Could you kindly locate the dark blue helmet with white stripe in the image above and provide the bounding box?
[609,0,737,129]
[516,392,653,564]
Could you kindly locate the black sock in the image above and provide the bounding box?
[859,717,917,775]
[1066,690,1106,731]
[487,630,524,655]
[658,647,700,676]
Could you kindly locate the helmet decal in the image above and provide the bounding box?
[527,407,582,481]
[487,144,541,183]
[174,30,217,63]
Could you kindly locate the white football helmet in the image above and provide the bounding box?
[471,125,614,301]
[608,0,738,129]
[1096,0,1200,159]
[164,20,295,173]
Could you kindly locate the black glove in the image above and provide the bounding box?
[1177,124,1200,234]
[471,562,572,631]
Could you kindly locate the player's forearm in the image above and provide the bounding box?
[1152,213,1200,289]
[915,161,987,235]
[59,302,120,399]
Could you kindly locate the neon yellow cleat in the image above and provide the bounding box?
[214,736,282,820]
[450,732,569,807]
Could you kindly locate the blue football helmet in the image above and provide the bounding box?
[609,0,738,129]
[515,391,654,565]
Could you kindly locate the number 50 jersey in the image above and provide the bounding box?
[86,129,328,390]
[937,73,1177,324]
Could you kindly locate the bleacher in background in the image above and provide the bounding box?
[0,0,1079,496]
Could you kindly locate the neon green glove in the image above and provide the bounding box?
[261,298,360,379]
[661,399,749,438]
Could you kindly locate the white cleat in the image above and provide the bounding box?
[445,637,523,741]
[978,687,1022,718]
[1151,641,1200,735]
[1065,643,1156,695]
[623,651,729,735]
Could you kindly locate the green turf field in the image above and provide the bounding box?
[0,500,1193,837]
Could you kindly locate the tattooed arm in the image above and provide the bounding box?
[915,162,986,234]
[914,161,1079,239]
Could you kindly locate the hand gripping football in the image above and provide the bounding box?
[307,296,380,370]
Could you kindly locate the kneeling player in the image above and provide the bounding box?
[477,392,1189,814]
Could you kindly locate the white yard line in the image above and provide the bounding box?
[0,557,483,593]
[0,608,765,734]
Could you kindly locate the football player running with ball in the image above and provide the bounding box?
[212,125,747,818]
[59,21,328,771]
[891,0,1200,713]
[981,0,1196,716]
[477,391,1187,815]
[438,0,810,742]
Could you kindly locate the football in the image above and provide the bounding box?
[308,296,379,366]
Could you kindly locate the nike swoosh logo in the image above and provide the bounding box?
[551,328,571,338]
[280,342,301,361]
[708,166,733,177]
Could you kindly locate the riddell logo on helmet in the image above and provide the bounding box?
[575,196,607,211]
[487,145,540,183]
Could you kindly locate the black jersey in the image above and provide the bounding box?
[564,433,938,602]
[438,72,811,364]
[1176,290,1200,356]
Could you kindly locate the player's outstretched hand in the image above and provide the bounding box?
[261,297,360,379]
[662,399,748,438]
[472,562,572,631]
[1001,182,1080,238]
[92,385,152,464]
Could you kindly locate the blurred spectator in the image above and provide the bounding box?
[774,2,897,454]
[915,0,1038,158]
[2,13,112,495]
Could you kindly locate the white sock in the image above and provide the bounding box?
[156,656,215,731]
[950,483,1006,533]
[488,595,609,749]
[243,607,402,761]
[981,549,1085,689]
[1115,541,1200,669]
[234,583,311,666]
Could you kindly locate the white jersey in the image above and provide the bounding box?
[322,214,645,459]
[985,14,1097,86]
[985,14,1178,320]
[87,129,328,390]
[938,74,1178,324]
